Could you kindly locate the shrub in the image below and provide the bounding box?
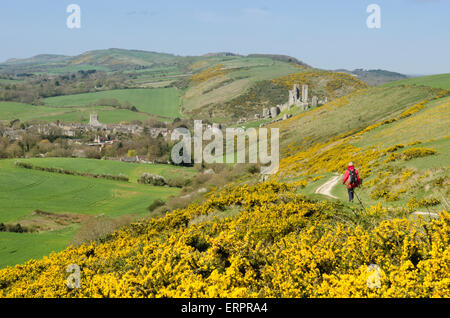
[418,198,440,207]
[71,215,135,246]
[407,141,422,146]
[138,173,166,186]
[384,148,437,162]
[384,153,402,163]
[0,223,31,233]
[166,177,189,188]
[402,148,437,160]
[432,177,448,187]
[147,199,166,212]
[384,144,404,153]
[399,101,427,118]
[246,164,261,174]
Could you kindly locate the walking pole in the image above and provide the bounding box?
[353,188,366,211]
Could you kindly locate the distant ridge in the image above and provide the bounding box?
[202,52,241,57]
[4,54,71,65]
[247,54,310,67]
[335,68,408,86]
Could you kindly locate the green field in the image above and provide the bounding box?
[33,64,110,75]
[44,88,181,118]
[383,73,450,90]
[0,226,79,269]
[0,102,150,124]
[0,158,186,268]
[18,158,197,183]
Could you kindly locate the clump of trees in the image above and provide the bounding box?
[0,222,33,233]
[137,173,166,186]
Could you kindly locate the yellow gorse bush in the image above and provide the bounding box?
[0,180,448,298]
[190,64,227,83]
[272,70,368,98]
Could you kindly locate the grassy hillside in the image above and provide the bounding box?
[17,158,197,183]
[183,62,369,123]
[383,73,450,90]
[181,57,303,114]
[1,50,369,125]
[335,69,408,86]
[69,49,182,68]
[0,180,447,297]
[0,101,151,124]
[0,49,186,75]
[44,88,181,119]
[0,158,182,268]
[0,88,180,124]
[271,85,442,153]
[272,84,449,213]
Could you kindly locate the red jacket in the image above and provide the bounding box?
[343,166,361,188]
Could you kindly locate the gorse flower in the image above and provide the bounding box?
[0,181,448,298]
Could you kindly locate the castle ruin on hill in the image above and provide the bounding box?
[258,84,328,121]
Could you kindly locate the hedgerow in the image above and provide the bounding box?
[15,161,129,182]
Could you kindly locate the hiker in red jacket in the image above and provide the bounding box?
[342,162,361,202]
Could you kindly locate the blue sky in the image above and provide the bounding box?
[0,0,448,74]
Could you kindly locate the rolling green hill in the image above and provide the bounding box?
[0,158,186,268]
[0,49,378,125]
[383,73,450,90]
[0,87,182,124]
[0,101,151,124]
[181,57,304,117]
[0,49,186,74]
[271,82,449,212]
[17,158,197,183]
[335,69,408,86]
[69,49,182,68]
[44,88,181,119]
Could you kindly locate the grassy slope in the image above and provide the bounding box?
[272,85,442,153]
[17,158,197,183]
[348,95,450,209]
[182,58,302,112]
[0,159,180,222]
[44,88,181,118]
[0,158,181,268]
[69,49,182,68]
[0,102,150,124]
[272,82,449,211]
[0,226,79,269]
[383,73,450,90]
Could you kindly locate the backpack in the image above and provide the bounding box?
[348,169,358,185]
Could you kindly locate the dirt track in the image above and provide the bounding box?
[315,175,340,199]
